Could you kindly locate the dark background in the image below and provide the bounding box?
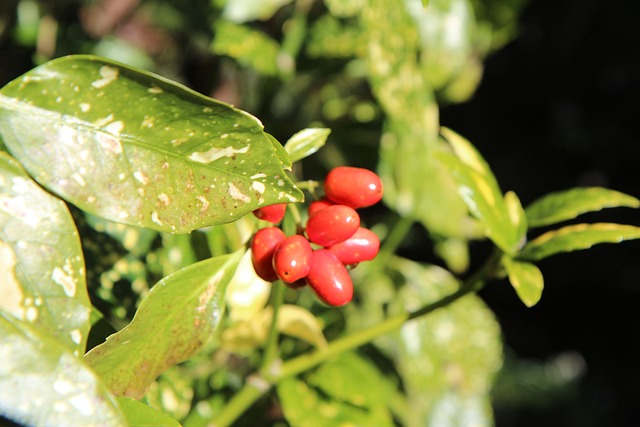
[442,0,640,425]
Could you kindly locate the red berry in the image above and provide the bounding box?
[272,235,313,283]
[306,205,360,247]
[327,227,380,265]
[253,203,287,223]
[308,198,334,216]
[251,227,286,281]
[306,249,353,306]
[324,166,383,209]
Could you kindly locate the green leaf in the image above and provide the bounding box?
[143,366,194,421]
[212,21,281,76]
[439,127,522,254]
[84,250,243,398]
[85,213,158,257]
[411,0,477,93]
[525,187,640,228]
[278,376,392,427]
[505,190,527,248]
[502,257,544,307]
[519,223,640,262]
[221,304,327,354]
[117,397,181,427]
[0,152,91,355]
[375,258,503,426]
[222,0,294,23]
[284,128,330,163]
[307,351,397,424]
[0,55,302,233]
[363,0,473,240]
[0,312,126,427]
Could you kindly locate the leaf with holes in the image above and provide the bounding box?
[519,223,640,262]
[0,312,126,427]
[0,152,91,355]
[0,55,302,233]
[525,187,640,228]
[84,250,243,398]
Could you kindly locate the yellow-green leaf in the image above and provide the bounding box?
[525,187,640,228]
[0,152,91,355]
[84,250,243,398]
[520,223,640,261]
[502,257,544,307]
[0,312,126,427]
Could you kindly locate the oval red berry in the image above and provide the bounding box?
[327,227,380,265]
[324,166,383,209]
[252,203,287,223]
[251,227,286,282]
[306,249,353,306]
[308,198,334,216]
[305,204,360,247]
[272,235,313,283]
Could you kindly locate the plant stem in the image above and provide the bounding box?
[211,247,503,426]
[210,379,267,427]
[261,281,286,374]
[375,215,414,267]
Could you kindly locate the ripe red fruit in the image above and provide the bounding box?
[308,198,334,216]
[251,227,286,281]
[324,166,383,209]
[306,249,353,306]
[252,203,287,223]
[327,227,380,265]
[272,235,313,283]
[305,205,360,247]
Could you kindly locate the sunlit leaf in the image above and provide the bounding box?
[505,190,527,249]
[225,249,271,323]
[363,0,473,240]
[0,312,126,427]
[325,0,366,17]
[278,375,392,427]
[375,258,503,426]
[439,127,522,254]
[144,366,194,422]
[222,0,294,23]
[284,128,331,163]
[84,250,243,398]
[221,304,326,354]
[502,257,544,307]
[0,152,91,355]
[0,55,302,233]
[117,397,181,427]
[525,187,640,228]
[519,223,640,262]
[307,14,366,58]
[409,0,476,93]
[307,351,398,424]
[85,213,158,257]
[212,21,280,76]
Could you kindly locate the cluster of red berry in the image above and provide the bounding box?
[250,167,383,306]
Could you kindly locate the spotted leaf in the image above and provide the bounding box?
[0,312,126,427]
[0,55,303,233]
[0,152,91,355]
[84,250,242,399]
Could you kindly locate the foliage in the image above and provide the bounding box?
[0,0,638,426]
